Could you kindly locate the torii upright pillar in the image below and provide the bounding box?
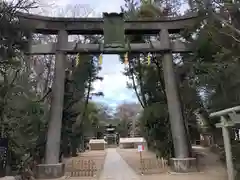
[36,30,67,179]
[160,29,196,172]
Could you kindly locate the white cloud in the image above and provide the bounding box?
[92,55,137,106]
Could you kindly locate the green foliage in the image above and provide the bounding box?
[139,102,173,158]
[183,0,240,176]
[0,0,48,174]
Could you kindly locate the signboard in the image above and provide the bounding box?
[0,138,8,177]
[103,13,125,48]
[137,145,144,152]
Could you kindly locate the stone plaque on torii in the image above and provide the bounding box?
[16,11,202,178]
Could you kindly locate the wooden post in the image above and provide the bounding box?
[140,151,143,175]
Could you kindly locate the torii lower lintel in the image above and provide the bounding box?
[28,41,191,55]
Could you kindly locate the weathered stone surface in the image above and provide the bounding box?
[89,139,106,150]
[170,158,197,173]
[119,137,148,149]
[28,41,191,55]
[16,12,200,35]
[35,163,65,179]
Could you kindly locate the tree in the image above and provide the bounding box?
[0,0,50,175]
[61,53,102,157]
[114,102,142,137]
[182,0,240,176]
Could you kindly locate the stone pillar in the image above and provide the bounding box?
[36,30,67,179]
[160,29,196,172]
[220,116,235,180]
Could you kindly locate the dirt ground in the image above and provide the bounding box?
[140,173,226,180]
[117,146,228,180]
[64,150,106,163]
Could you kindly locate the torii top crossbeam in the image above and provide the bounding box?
[17,12,200,35]
[17,12,201,55]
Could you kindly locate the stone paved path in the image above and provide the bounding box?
[99,148,140,180]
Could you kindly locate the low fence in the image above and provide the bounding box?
[121,155,168,174]
[139,157,168,174]
[117,149,168,174]
[65,155,106,177]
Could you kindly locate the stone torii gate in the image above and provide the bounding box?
[210,106,240,180]
[17,12,199,178]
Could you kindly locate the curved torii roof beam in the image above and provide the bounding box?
[16,12,202,35]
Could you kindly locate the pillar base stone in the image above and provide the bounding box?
[35,163,65,179]
[170,158,197,173]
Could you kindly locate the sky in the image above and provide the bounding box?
[34,0,138,108]
[92,55,138,107]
